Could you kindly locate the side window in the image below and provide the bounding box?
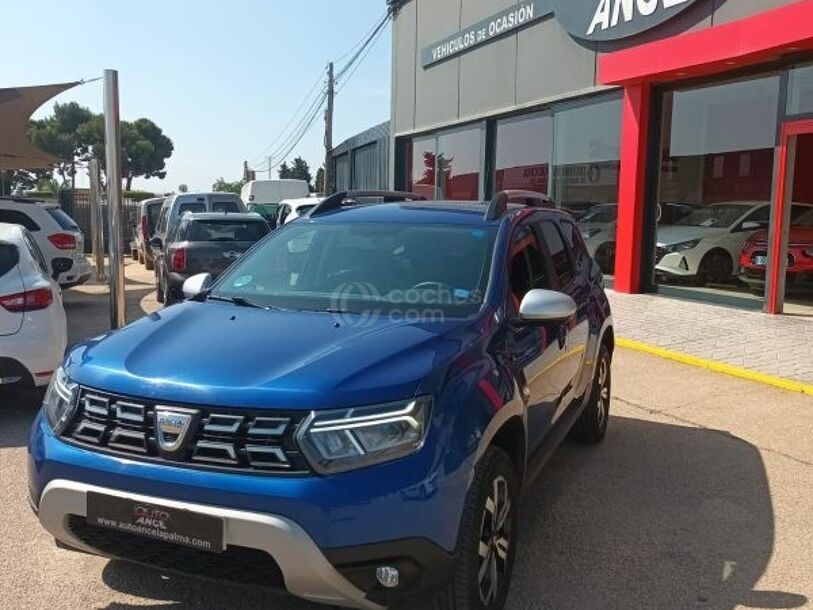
[508,225,550,307]
[538,221,574,287]
[559,220,591,273]
[0,209,40,231]
[279,205,291,224]
[24,233,49,275]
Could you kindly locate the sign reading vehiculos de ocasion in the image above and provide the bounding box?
[422,0,701,68]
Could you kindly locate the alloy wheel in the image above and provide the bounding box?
[596,357,609,429]
[478,475,512,606]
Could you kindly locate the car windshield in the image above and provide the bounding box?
[214,221,498,317]
[187,220,269,242]
[673,204,753,228]
[251,204,279,220]
[46,208,78,231]
[179,202,206,215]
[295,205,316,217]
[212,200,241,213]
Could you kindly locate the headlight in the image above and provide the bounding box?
[581,228,602,240]
[297,397,431,474]
[43,366,79,435]
[663,239,701,253]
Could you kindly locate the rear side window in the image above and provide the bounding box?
[212,200,241,213]
[538,221,573,286]
[24,233,49,274]
[187,220,269,242]
[0,209,40,231]
[0,244,19,279]
[46,208,78,230]
[179,202,206,216]
[559,220,591,273]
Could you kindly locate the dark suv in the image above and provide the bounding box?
[30,190,613,610]
[153,212,269,305]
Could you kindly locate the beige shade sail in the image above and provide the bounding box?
[0,81,81,171]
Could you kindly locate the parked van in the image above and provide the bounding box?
[241,180,309,227]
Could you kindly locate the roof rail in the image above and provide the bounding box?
[309,190,427,217]
[485,190,553,221]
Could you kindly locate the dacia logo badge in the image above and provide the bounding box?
[155,407,198,454]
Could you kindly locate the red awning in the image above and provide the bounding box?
[0,81,80,170]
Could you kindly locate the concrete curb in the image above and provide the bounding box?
[617,337,813,397]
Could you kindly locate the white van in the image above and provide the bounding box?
[241,180,310,227]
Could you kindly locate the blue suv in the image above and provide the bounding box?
[29,190,613,610]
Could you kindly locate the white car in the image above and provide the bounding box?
[0,198,90,288]
[578,203,617,274]
[655,201,772,286]
[277,197,324,225]
[0,223,67,388]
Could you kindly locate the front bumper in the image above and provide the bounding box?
[655,251,696,278]
[37,479,381,609]
[28,413,469,606]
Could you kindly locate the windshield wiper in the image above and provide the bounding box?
[207,294,266,309]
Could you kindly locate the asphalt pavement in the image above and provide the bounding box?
[0,261,811,609]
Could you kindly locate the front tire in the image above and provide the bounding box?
[432,448,518,610]
[697,250,733,286]
[571,343,611,444]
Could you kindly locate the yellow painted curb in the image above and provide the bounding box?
[616,337,813,397]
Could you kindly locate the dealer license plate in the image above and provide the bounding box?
[86,492,225,553]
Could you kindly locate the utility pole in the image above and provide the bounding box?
[324,62,334,195]
[268,156,273,180]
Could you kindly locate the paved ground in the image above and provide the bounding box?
[608,289,813,385]
[0,258,811,609]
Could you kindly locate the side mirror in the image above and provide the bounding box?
[182,273,213,299]
[149,236,163,249]
[518,289,577,324]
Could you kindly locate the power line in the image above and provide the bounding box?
[250,71,326,166]
[336,17,389,95]
[252,93,327,174]
[335,10,391,82]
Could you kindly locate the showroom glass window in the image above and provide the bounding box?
[495,113,553,194]
[406,136,437,199]
[437,126,483,200]
[654,75,781,302]
[553,97,622,277]
[787,64,813,115]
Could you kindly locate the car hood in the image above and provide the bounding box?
[65,302,475,410]
[656,225,724,246]
[747,226,813,245]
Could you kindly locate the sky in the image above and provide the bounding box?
[2,0,392,192]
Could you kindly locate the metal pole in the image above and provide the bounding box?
[103,69,126,329]
[88,158,106,281]
[324,62,334,194]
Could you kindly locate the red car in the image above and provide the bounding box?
[740,206,813,294]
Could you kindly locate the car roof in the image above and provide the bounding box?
[180,212,263,221]
[306,200,571,226]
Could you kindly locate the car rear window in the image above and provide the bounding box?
[296,205,316,217]
[0,244,19,279]
[187,220,269,242]
[212,200,241,213]
[179,202,206,215]
[46,208,79,230]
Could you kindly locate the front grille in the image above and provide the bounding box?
[64,387,311,474]
[67,516,285,588]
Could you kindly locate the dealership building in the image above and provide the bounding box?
[383,0,813,315]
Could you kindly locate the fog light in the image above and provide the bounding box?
[375,566,400,588]
[679,257,689,271]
